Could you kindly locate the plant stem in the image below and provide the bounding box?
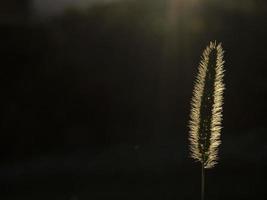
[201,163,205,200]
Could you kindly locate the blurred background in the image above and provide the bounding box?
[1,0,267,199]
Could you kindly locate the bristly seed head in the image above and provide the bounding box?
[189,41,225,169]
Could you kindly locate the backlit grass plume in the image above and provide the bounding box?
[189,41,225,200]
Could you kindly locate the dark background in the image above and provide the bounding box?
[1,0,267,199]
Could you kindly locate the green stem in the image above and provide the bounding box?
[201,163,205,200]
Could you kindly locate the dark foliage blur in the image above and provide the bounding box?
[1,0,267,199]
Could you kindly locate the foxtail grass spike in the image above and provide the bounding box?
[189,41,225,200]
[189,41,225,169]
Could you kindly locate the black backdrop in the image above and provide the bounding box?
[1,0,267,199]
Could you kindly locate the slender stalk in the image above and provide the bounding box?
[201,164,205,200]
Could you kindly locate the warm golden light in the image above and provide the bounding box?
[189,41,225,169]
